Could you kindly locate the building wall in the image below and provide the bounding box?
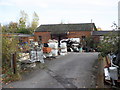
[67,31,92,38]
[2,34,35,44]
[34,32,51,43]
[92,36,100,43]
[34,31,92,43]
[20,36,34,44]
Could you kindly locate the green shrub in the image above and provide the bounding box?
[98,32,119,57]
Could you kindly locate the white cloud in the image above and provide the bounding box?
[12,0,48,8]
[0,2,13,6]
[0,0,119,30]
[0,0,48,8]
[80,0,115,6]
[43,0,117,7]
[0,0,118,9]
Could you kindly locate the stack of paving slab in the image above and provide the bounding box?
[60,42,67,55]
[29,42,44,63]
[30,50,44,63]
[18,53,30,61]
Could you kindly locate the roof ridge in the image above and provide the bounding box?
[35,23,97,32]
[40,23,95,26]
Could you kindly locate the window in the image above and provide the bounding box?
[82,36,86,39]
[39,36,42,43]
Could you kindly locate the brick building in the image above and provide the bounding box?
[34,23,97,43]
[18,34,34,44]
[2,33,35,44]
[92,30,119,43]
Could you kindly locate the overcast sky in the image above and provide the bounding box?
[0,0,119,30]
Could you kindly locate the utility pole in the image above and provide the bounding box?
[91,19,93,23]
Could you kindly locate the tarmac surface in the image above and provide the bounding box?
[3,52,99,88]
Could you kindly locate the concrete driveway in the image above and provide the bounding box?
[3,52,99,88]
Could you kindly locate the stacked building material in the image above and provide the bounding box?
[29,42,44,63]
[48,40,58,57]
[60,42,67,55]
[18,53,30,61]
[43,43,52,58]
[30,50,44,63]
[43,47,52,53]
[60,38,80,52]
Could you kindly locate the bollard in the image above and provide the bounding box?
[13,52,17,74]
